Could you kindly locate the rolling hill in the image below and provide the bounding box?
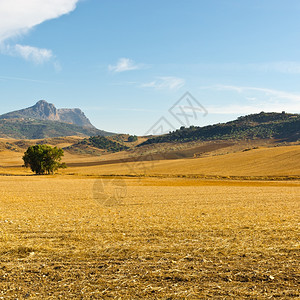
[62,144,300,178]
[140,112,300,145]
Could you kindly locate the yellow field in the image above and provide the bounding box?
[0,175,299,298]
[0,144,299,298]
[59,145,300,179]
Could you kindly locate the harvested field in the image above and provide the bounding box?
[0,176,299,298]
[61,145,300,179]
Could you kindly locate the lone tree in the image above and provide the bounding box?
[23,145,66,175]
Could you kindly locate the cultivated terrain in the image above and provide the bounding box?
[0,106,299,298]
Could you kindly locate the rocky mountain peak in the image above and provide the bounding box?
[0,100,95,128]
[32,100,59,120]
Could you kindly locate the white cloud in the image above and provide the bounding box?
[0,43,54,64]
[15,44,53,64]
[0,0,79,66]
[142,77,185,91]
[108,58,143,73]
[0,0,79,42]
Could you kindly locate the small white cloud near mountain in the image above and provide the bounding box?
[108,58,144,73]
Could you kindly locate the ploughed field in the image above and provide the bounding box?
[0,176,299,298]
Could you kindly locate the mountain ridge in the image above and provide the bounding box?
[0,100,95,128]
[0,100,114,139]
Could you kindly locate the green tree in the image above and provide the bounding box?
[128,135,138,142]
[23,145,66,175]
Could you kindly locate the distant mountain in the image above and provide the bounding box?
[0,100,114,139]
[140,112,300,146]
[0,100,94,128]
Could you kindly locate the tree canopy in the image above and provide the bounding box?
[23,144,66,175]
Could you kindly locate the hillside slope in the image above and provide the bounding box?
[0,119,113,139]
[141,112,300,145]
[146,145,300,177]
[65,145,300,177]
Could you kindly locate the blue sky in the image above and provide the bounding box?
[1,0,300,134]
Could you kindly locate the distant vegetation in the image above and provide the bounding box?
[0,119,113,139]
[78,136,129,153]
[140,112,300,145]
[23,145,66,175]
[128,135,138,142]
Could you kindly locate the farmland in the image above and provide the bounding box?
[1,1,300,298]
[0,178,299,297]
[0,142,299,298]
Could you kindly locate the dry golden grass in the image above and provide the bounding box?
[0,151,23,166]
[0,176,299,298]
[0,143,299,298]
[147,145,300,177]
[60,145,300,179]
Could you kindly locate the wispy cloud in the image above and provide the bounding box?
[201,84,300,114]
[190,61,300,75]
[214,85,300,102]
[108,58,144,73]
[141,76,185,91]
[0,75,51,84]
[109,81,138,86]
[248,62,300,74]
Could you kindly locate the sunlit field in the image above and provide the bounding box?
[0,175,299,298]
[2,0,300,298]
